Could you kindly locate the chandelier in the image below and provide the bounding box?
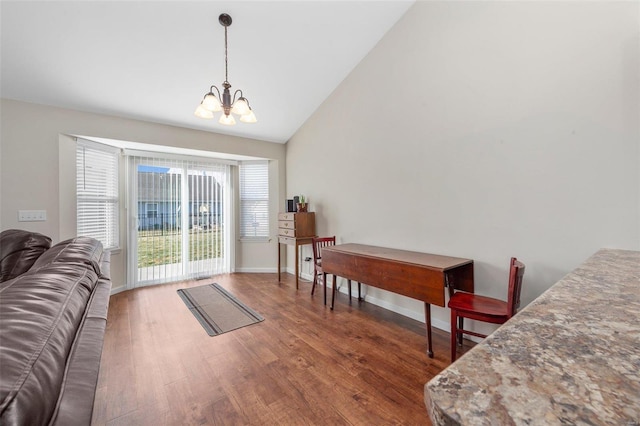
[194,13,257,125]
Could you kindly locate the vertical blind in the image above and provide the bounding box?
[76,140,120,250]
[239,161,269,239]
[129,155,231,286]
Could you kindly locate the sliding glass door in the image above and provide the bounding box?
[128,155,231,287]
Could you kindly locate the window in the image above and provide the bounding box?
[239,161,269,239]
[146,202,158,218]
[76,140,120,250]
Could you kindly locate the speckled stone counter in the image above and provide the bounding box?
[425,249,640,425]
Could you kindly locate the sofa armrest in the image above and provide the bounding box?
[0,229,51,282]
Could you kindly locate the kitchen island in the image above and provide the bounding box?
[425,248,640,425]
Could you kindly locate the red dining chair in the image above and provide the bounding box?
[311,236,335,305]
[448,257,526,362]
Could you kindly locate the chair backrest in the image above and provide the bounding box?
[312,236,336,264]
[506,257,526,318]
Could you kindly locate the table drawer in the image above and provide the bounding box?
[279,221,295,229]
[278,236,296,245]
[279,228,295,237]
[279,213,295,221]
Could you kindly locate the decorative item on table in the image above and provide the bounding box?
[297,195,308,212]
[286,199,295,213]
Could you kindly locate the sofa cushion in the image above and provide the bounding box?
[0,229,52,282]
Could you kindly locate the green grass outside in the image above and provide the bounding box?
[137,228,223,268]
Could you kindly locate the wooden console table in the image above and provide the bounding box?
[321,243,474,357]
[277,212,316,289]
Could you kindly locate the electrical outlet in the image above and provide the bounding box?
[18,210,47,222]
[304,257,312,261]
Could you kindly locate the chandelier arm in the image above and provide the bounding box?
[232,89,244,104]
[210,85,222,99]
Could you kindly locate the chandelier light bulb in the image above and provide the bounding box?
[219,113,236,126]
[231,98,250,115]
[240,109,257,123]
[202,93,222,112]
[194,104,214,119]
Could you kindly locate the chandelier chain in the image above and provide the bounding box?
[224,25,228,83]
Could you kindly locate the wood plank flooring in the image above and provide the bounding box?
[92,273,474,425]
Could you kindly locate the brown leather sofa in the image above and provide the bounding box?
[0,229,112,426]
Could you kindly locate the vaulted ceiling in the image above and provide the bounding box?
[1,1,413,144]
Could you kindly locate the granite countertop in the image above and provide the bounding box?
[425,248,640,425]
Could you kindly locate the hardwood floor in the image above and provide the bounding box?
[92,273,474,425]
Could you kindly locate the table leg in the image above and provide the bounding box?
[425,302,434,358]
[277,242,281,283]
[330,274,337,310]
[295,243,299,289]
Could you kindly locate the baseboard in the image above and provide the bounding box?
[332,285,484,342]
[110,285,127,295]
[360,291,450,332]
[300,277,450,333]
[283,267,314,282]
[235,267,278,273]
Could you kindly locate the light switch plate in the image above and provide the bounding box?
[18,210,47,222]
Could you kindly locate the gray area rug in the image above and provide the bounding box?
[177,283,264,336]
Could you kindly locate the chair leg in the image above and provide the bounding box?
[457,317,464,346]
[311,271,317,295]
[358,282,362,301]
[347,279,352,303]
[451,309,458,362]
[323,273,327,305]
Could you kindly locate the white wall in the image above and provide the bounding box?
[286,1,640,332]
[0,99,286,292]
